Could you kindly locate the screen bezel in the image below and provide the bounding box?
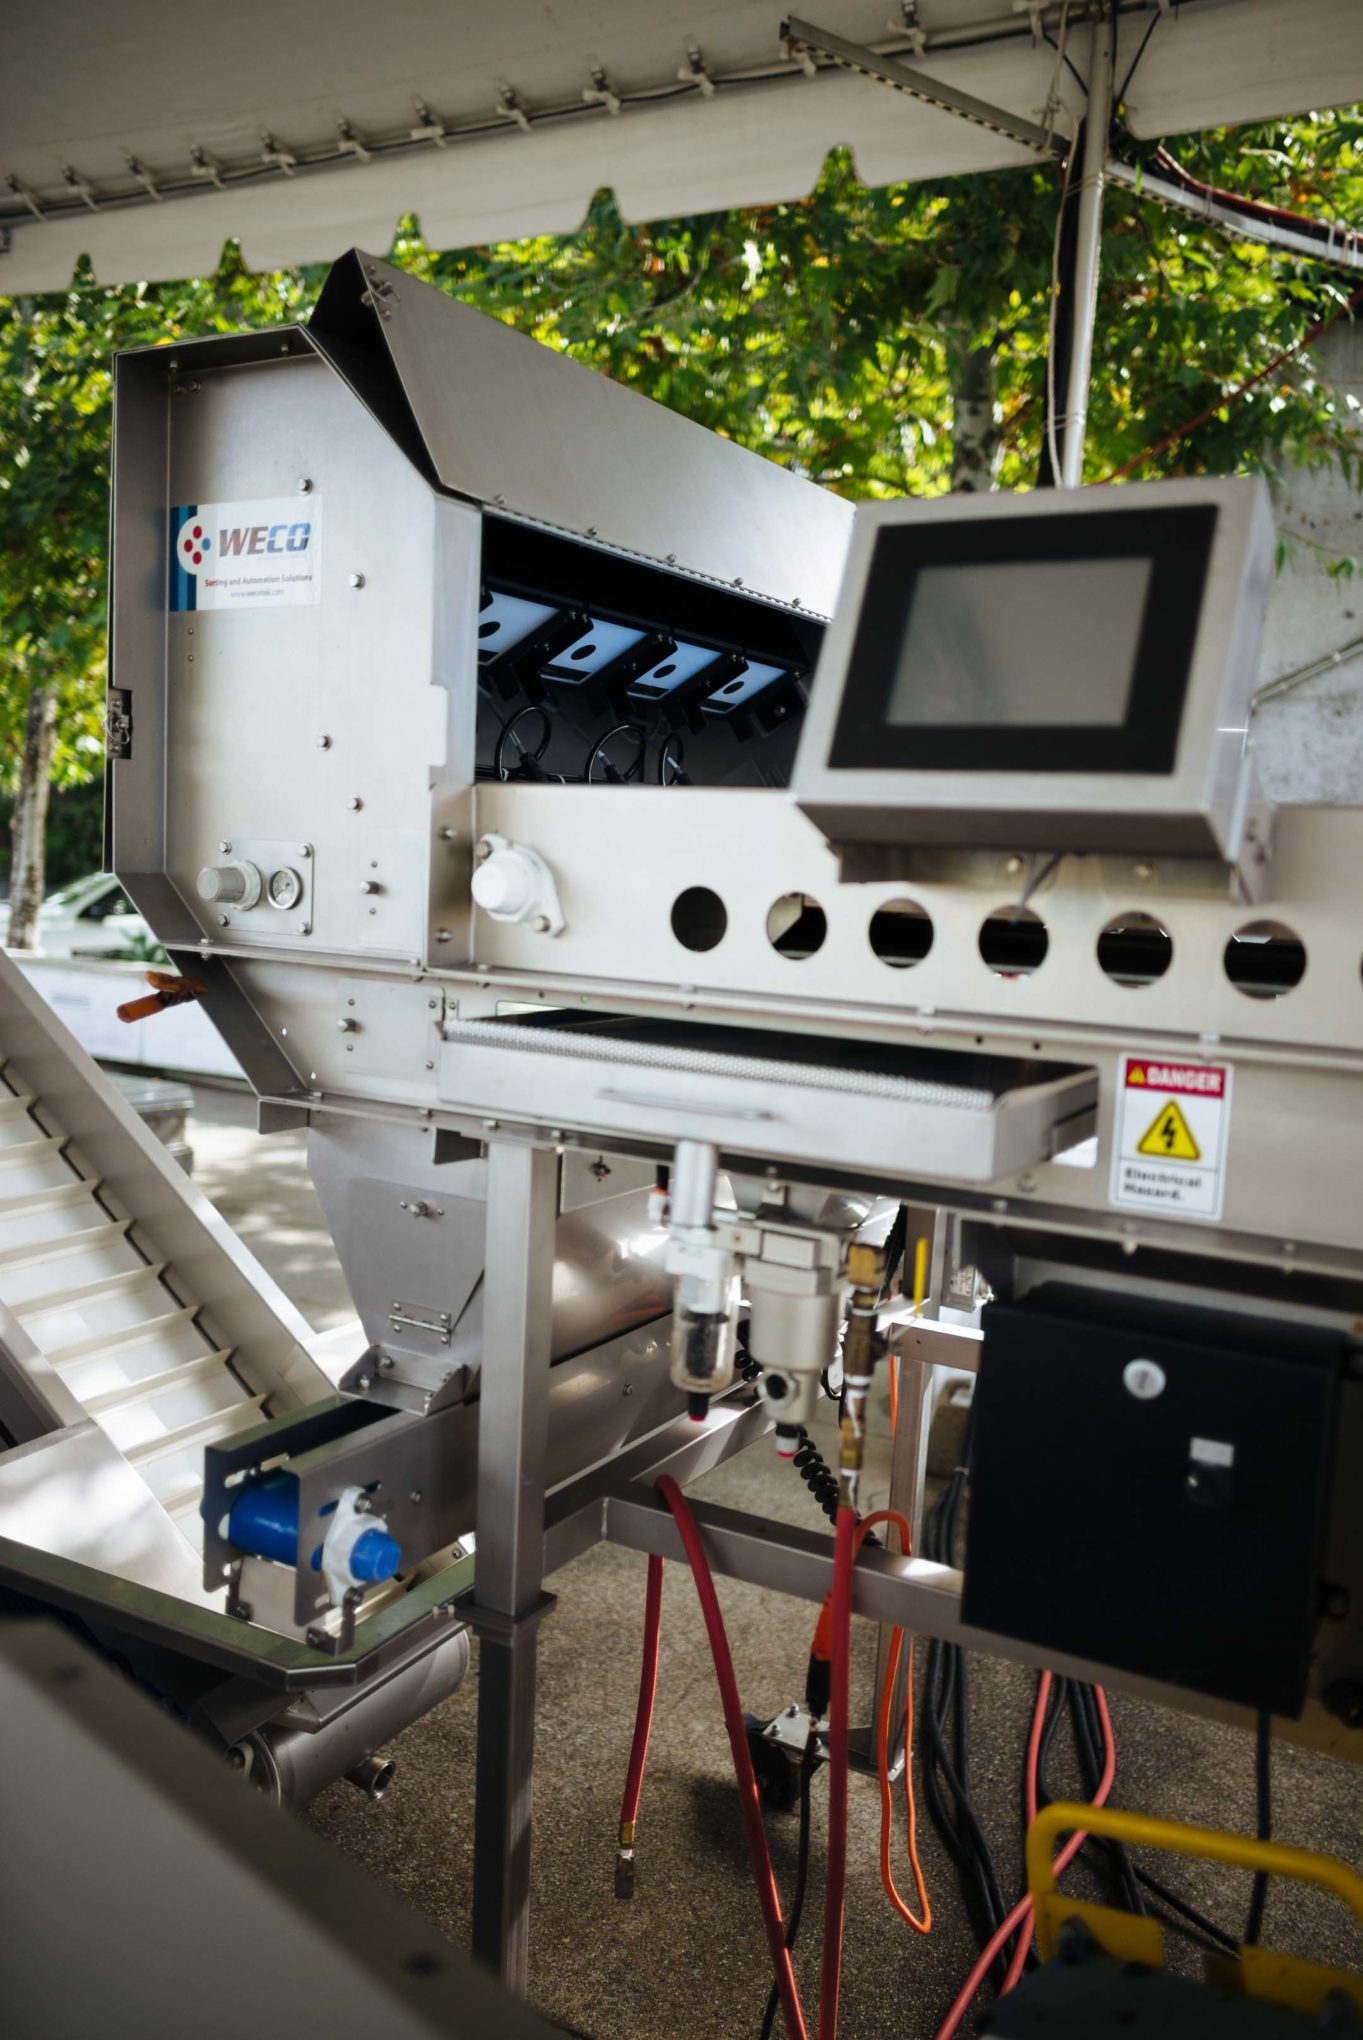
[827,503,1219,775]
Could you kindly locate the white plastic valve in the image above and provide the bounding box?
[469,833,565,934]
[197,860,263,909]
[471,846,537,918]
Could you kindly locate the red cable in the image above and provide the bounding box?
[932,1685,1116,2040]
[620,1553,664,1830]
[1152,144,1363,243]
[1100,280,1363,484]
[1000,1672,1058,1997]
[655,1475,810,2040]
[818,1505,857,2040]
[1024,1671,1054,1832]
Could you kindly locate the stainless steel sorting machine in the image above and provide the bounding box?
[3,249,1362,2000]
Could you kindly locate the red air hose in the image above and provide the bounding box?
[655,1475,810,2040]
[817,1504,857,2040]
[616,1553,664,1898]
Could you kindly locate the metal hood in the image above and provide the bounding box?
[308,249,853,612]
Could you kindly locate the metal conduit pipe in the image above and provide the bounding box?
[1058,6,1117,487]
[236,1622,470,1807]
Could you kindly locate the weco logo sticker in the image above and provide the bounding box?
[170,496,323,610]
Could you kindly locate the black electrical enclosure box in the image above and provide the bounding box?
[961,1286,1340,1716]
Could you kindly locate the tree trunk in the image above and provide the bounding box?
[951,343,1002,494]
[7,681,57,950]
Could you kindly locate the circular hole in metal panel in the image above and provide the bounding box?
[767,892,827,960]
[979,904,1048,977]
[1224,919,1306,999]
[869,898,934,969]
[1097,910,1173,988]
[671,886,727,953]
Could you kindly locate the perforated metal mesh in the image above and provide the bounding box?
[441,1018,997,1109]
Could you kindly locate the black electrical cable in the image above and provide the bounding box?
[737,1339,880,1547]
[1070,1682,1144,1921]
[1047,1681,1239,1960]
[492,704,553,781]
[1133,1868,1241,1958]
[1036,1673,1071,1802]
[585,721,646,783]
[1245,1710,1272,1946]
[1115,7,1161,106]
[658,733,688,786]
[1041,28,1088,97]
[758,1749,818,2040]
[919,1467,1020,1986]
[881,1205,909,1299]
[920,1638,1014,1980]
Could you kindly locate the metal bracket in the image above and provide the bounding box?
[781,15,1064,157]
[464,1591,557,1646]
[889,1,927,55]
[678,44,717,97]
[386,1301,453,1344]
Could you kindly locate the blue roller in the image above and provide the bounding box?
[349,1527,402,1582]
[226,1473,299,1566]
[227,1476,400,1587]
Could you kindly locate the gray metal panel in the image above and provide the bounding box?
[0,1423,212,1605]
[306,1110,668,1389]
[312,251,852,613]
[0,1620,554,2040]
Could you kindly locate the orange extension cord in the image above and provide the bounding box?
[856,1508,932,1937]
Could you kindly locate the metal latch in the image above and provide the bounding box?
[105,688,133,760]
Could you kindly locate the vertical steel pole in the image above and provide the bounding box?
[469,1139,558,1988]
[1058,7,1116,487]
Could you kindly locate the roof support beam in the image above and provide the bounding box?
[780,14,1066,159]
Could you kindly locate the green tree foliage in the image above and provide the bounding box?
[1,110,1361,926]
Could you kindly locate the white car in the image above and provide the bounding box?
[34,872,162,961]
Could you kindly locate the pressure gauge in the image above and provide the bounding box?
[267,866,304,911]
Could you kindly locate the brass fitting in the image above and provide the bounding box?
[839,1241,886,1509]
[615,1818,637,1899]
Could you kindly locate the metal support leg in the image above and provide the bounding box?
[469,1140,558,1988]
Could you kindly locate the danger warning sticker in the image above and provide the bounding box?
[1137,1098,1200,1161]
[1109,1054,1232,1221]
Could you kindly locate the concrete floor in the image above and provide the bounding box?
[186,1087,1363,2039]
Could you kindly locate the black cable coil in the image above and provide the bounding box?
[738,1345,879,1547]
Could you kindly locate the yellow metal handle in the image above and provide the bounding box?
[1028,1801,1363,1962]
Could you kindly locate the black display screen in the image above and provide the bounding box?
[828,504,1218,775]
